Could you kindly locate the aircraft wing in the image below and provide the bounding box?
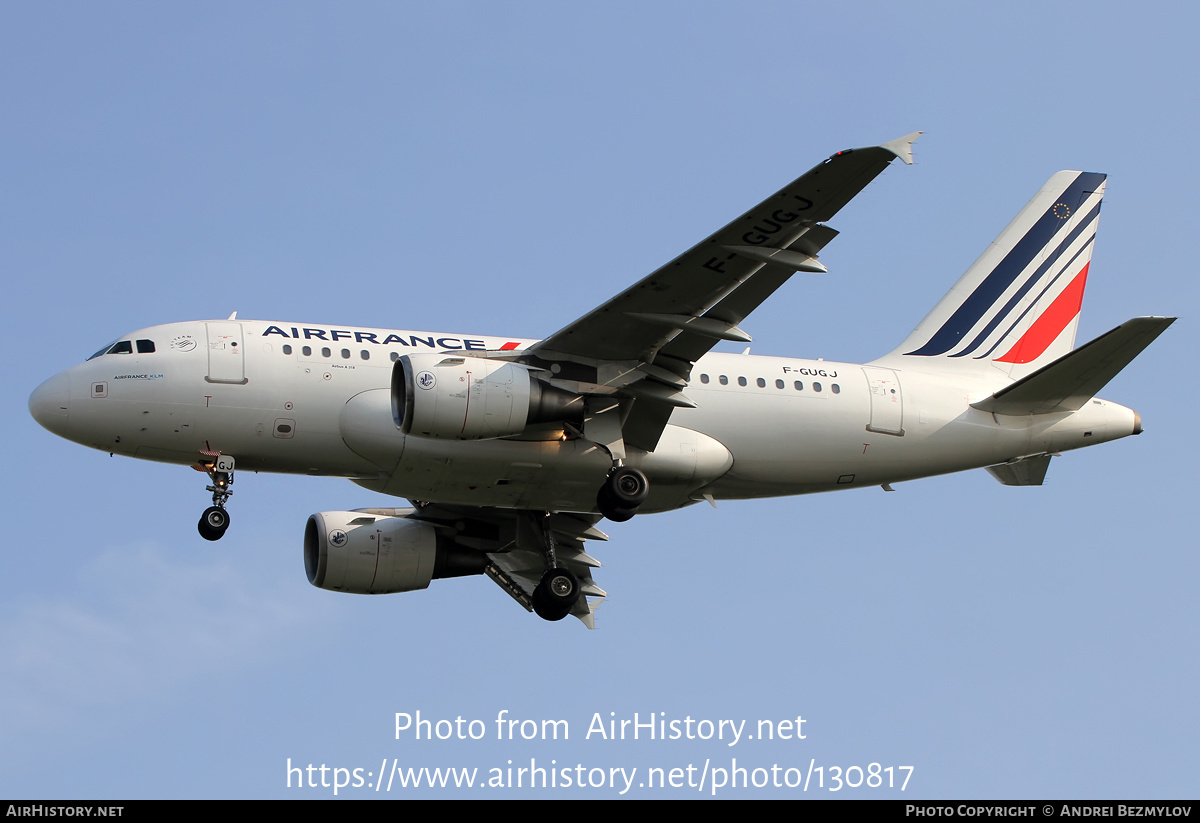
[526,132,921,450]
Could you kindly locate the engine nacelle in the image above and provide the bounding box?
[304,510,486,594]
[392,353,578,440]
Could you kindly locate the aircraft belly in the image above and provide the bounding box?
[373,425,732,512]
[380,436,611,510]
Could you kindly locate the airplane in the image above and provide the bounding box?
[28,132,1174,627]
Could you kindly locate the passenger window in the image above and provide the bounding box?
[813,382,822,392]
[283,344,293,355]
[756,378,766,388]
[700,374,710,384]
[360,350,370,360]
[321,347,331,358]
[719,375,728,385]
[775,379,784,389]
[832,383,840,394]
[390,352,400,362]
[136,339,155,353]
[341,349,350,359]
[794,381,803,391]
[302,346,312,356]
[737,376,747,387]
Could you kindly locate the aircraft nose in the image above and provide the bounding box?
[29,372,71,435]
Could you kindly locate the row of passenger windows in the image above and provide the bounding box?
[281,344,399,361]
[276,344,841,395]
[699,373,840,394]
[88,339,156,360]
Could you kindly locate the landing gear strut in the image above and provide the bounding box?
[596,466,648,522]
[197,453,235,541]
[526,511,583,622]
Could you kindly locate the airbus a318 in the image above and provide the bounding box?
[29,133,1173,626]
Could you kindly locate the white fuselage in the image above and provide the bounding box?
[30,319,1140,515]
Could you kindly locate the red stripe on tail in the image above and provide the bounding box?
[995,263,1089,364]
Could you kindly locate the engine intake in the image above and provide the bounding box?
[392,353,579,440]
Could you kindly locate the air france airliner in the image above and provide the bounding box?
[28,133,1173,626]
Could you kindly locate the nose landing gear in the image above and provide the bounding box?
[197,453,235,541]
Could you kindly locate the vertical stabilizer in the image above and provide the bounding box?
[881,171,1106,382]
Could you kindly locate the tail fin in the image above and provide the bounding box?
[882,170,1107,380]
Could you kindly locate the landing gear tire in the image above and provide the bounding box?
[596,487,637,522]
[198,506,230,541]
[607,466,649,507]
[532,567,580,622]
[597,467,648,522]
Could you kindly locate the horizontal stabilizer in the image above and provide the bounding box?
[986,454,1051,486]
[971,317,1175,415]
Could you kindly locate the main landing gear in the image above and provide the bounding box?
[528,466,647,621]
[527,511,583,622]
[197,453,235,541]
[596,466,648,523]
[577,400,649,523]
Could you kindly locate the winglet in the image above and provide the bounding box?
[880,131,923,165]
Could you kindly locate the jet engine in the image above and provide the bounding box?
[392,353,579,440]
[304,510,487,594]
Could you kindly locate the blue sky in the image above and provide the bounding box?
[3,2,1196,798]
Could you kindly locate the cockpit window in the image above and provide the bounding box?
[87,340,117,360]
[86,338,153,360]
